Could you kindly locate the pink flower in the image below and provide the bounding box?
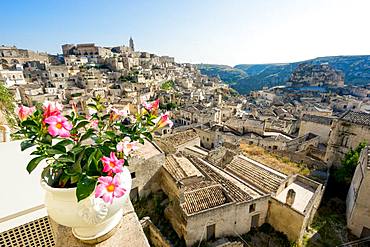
[101,152,124,173]
[43,100,63,118]
[44,115,73,138]
[95,175,127,204]
[90,119,99,129]
[154,112,173,129]
[116,138,139,157]
[143,99,159,112]
[88,108,97,116]
[17,105,35,121]
[110,108,128,121]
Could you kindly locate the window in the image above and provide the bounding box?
[54,74,58,78]
[131,172,136,179]
[249,203,256,213]
[342,136,349,147]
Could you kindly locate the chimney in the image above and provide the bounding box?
[286,189,296,207]
[177,181,185,204]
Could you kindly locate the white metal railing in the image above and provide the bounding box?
[0,125,11,142]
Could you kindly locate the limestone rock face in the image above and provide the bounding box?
[288,63,344,87]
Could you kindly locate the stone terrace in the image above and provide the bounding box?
[159,129,199,148]
[225,155,286,194]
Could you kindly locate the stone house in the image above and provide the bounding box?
[128,140,165,202]
[0,66,26,87]
[161,153,269,246]
[196,125,223,150]
[326,111,370,166]
[160,149,323,246]
[298,114,335,144]
[346,146,370,238]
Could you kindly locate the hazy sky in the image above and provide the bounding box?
[1,0,369,65]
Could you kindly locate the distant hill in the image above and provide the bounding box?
[197,55,370,94]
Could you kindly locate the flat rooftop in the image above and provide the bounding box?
[133,140,162,160]
[275,180,315,213]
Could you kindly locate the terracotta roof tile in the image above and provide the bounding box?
[182,185,228,214]
[225,156,285,194]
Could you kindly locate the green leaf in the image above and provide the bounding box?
[58,155,75,163]
[58,173,70,187]
[87,149,97,170]
[72,149,84,174]
[21,140,35,151]
[27,156,46,174]
[141,132,153,141]
[42,134,52,145]
[21,119,37,127]
[75,120,90,129]
[46,144,66,155]
[30,150,42,155]
[56,139,74,147]
[80,129,94,142]
[70,145,84,155]
[71,175,80,184]
[76,175,97,202]
[87,104,98,111]
[105,131,116,139]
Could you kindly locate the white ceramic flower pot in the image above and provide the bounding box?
[41,167,132,241]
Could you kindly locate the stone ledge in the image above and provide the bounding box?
[49,200,150,247]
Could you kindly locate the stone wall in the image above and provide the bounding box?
[268,175,324,244]
[141,217,172,247]
[129,143,165,199]
[346,147,370,237]
[298,120,331,144]
[267,198,305,242]
[196,128,221,150]
[160,167,180,200]
[184,197,269,247]
[326,120,370,166]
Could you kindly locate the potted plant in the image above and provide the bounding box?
[14,97,172,240]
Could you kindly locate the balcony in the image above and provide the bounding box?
[0,140,150,246]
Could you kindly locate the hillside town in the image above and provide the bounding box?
[1,39,370,247]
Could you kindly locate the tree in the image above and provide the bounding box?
[334,142,366,184]
[160,80,174,91]
[0,81,16,126]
